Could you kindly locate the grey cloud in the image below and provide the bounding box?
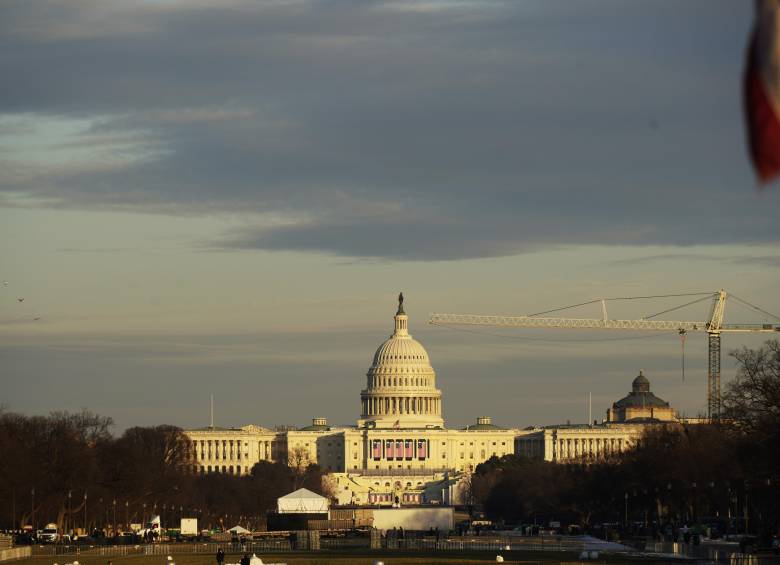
[608,254,715,267]
[731,255,780,268]
[608,253,780,269]
[1,0,775,260]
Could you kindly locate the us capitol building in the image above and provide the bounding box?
[185,295,680,505]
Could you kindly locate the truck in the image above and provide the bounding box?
[180,518,198,538]
[40,523,59,543]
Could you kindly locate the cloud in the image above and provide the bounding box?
[731,255,780,268]
[0,0,775,260]
[608,252,780,269]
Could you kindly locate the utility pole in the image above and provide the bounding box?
[30,487,35,532]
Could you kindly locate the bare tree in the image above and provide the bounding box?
[724,339,780,436]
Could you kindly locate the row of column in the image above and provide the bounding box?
[259,440,271,460]
[194,439,242,462]
[201,464,242,475]
[558,437,625,460]
[371,375,431,388]
[362,396,440,416]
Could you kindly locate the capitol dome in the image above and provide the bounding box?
[632,370,650,393]
[370,329,431,368]
[358,294,444,429]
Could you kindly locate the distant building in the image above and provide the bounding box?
[514,423,642,463]
[607,370,676,423]
[515,371,679,463]
[185,296,515,505]
[184,296,684,502]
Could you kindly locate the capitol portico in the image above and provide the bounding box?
[185,294,685,505]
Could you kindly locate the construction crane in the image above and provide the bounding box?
[429,290,780,420]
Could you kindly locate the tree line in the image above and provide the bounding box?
[470,341,780,542]
[2,340,777,539]
[0,412,325,533]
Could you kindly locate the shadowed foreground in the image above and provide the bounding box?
[8,551,689,565]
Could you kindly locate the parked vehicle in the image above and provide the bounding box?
[40,524,59,543]
[13,533,35,545]
[117,532,141,545]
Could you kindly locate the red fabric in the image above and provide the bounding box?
[744,33,780,184]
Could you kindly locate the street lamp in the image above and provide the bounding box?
[112,500,117,536]
[68,490,73,537]
[31,487,35,533]
[84,492,88,534]
[125,501,129,532]
[624,492,629,528]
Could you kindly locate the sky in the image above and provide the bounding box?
[1,0,779,433]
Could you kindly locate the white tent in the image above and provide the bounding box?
[277,488,329,514]
[228,525,250,534]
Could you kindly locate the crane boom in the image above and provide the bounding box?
[429,314,708,331]
[429,290,779,420]
[428,314,774,333]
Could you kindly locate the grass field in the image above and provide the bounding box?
[9,552,682,565]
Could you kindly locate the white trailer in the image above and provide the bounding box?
[180,518,198,537]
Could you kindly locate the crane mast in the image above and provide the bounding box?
[429,290,779,420]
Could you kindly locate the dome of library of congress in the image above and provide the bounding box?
[358,294,444,429]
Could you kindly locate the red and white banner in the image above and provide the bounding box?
[745,0,780,184]
[417,439,427,459]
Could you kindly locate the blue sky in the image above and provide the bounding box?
[1,0,778,431]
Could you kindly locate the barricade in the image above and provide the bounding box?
[0,548,32,562]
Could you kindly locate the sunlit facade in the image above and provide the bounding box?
[184,296,678,502]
